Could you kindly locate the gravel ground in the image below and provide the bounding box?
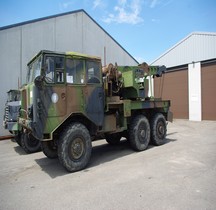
[0,120,216,210]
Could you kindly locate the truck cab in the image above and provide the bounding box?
[19,50,104,141]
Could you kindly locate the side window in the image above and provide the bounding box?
[55,57,64,83]
[86,61,101,83]
[44,56,64,83]
[66,58,84,84]
[45,56,55,83]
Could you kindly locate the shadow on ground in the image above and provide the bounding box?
[14,145,28,155]
[13,145,42,155]
[34,136,177,179]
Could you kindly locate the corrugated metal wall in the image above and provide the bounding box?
[154,61,216,121]
[152,33,216,68]
[201,62,216,120]
[0,10,138,135]
[154,69,189,119]
[152,32,216,121]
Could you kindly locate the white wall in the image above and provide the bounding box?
[188,62,202,121]
[0,11,137,135]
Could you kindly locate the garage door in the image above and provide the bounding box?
[201,62,216,120]
[154,69,189,119]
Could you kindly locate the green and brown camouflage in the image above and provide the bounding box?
[18,50,172,142]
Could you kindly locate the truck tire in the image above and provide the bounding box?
[129,115,150,151]
[41,140,58,159]
[15,132,22,147]
[21,133,41,154]
[150,113,167,146]
[105,133,121,145]
[58,123,92,172]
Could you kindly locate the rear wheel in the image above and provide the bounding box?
[21,133,41,154]
[129,115,150,151]
[105,133,121,145]
[58,123,92,172]
[150,113,167,146]
[41,140,58,159]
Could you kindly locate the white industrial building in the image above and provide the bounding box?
[152,32,216,121]
[0,9,138,135]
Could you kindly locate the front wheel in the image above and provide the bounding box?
[129,115,150,151]
[20,133,41,154]
[58,123,92,172]
[150,113,167,146]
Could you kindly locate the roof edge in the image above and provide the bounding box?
[0,9,85,30]
[151,31,216,65]
[165,57,216,71]
[0,9,138,64]
[81,11,139,64]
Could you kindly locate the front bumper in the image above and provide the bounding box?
[3,121,19,131]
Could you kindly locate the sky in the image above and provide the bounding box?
[0,0,216,63]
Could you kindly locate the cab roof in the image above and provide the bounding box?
[28,50,101,65]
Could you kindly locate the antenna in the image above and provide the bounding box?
[104,46,106,66]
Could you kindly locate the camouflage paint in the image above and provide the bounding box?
[18,51,105,140]
[18,50,172,141]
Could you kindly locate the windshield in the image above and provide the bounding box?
[26,56,42,84]
[8,91,21,102]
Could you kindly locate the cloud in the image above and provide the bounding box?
[150,0,158,8]
[59,1,73,11]
[151,18,160,22]
[103,0,144,24]
[93,0,102,9]
[149,0,173,8]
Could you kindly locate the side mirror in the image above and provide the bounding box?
[34,75,44,89]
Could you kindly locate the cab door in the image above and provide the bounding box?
[43,55,67,117]
[84,60,104,126]
[33,55,66,139]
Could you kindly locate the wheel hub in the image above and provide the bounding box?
[138,123,147,143]
[157,121,165,138]
[71,138,84,160]
[140,130,146,138]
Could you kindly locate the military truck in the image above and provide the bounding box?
[18,50,172,172]
[3,90,21,144]
[3,89,41,153]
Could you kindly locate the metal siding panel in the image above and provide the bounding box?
[0,28,21,135]
[55,13,83,52]
[21,19,56,83]
[152,33,216,68]
[201,63,216,120]
[154,69,189,119]
[82,14,105,60]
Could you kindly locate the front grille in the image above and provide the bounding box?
[4,105,9,121]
